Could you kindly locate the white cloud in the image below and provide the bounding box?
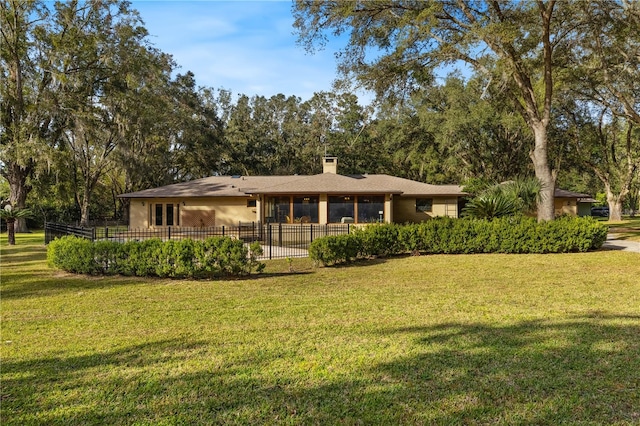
[132,1,355,101]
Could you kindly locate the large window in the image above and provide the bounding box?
[358,196,385,223]
[266,196,291,223]
[328,196,355,223]
[293,196,319,223]
[166,204,174,226]
[416,198,433,213]
[155,204,163,226]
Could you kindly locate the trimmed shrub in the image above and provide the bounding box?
[308,233,362,266]
[309,216,608,266]
[47,236,265,278]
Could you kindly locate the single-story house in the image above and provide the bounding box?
[119,157,466,228]
[119,157,598,228]
[553,189,597,217]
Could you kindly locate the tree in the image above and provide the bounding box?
[374,76,533,184]
[564,106,639,221]
[169,73,226,180]
[0,204,32,245]
[0,0,57,232]
[49,0,170,226]
[462,177,542,219]
[294,1,585,220]
[563,0,640,221]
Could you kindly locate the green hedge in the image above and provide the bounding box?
[47,236,265,278]
[309,216,609,266]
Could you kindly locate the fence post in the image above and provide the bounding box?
[268,224,272,260]
[278,223,283,247]
[168,226,171,240]
[91,227,96,241]
[310,224,313,243]
[222,225,225,237]
[105,226,109,240]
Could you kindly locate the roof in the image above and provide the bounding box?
[554,188,595,201]
[119,173,467,198]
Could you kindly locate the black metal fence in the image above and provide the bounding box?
[44,221,351,260]
[45,222,95,243]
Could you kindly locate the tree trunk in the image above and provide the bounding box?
[80,190,91,227]
[6,218,16,245]
[606,190,625,222]
[530,124,556,221]
[6,161,32,233]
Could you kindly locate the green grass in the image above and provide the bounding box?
[606,216,640,242]
[2,232,640,425]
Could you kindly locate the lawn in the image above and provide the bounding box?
[606,216,640,242]
[2,232,639,425]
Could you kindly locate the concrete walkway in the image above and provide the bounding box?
[601,234,640,253]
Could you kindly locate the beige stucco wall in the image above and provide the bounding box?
[128,197,258,228]
[128,194,459,227]
[554,198,578,216]
[393,196,459,223]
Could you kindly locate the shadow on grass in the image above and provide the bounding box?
[2,315,639,424]
[1,267,313,300]
[329,256,391,268]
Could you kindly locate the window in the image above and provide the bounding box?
[293,196,319,223]
[247,199,257,208]
[416,198,433,213]
[166,204,174,226]
[266,196,291,223]
[328,196,354,223]
[155,204,163,226]
[358,196,385,223]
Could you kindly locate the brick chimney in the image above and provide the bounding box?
[322,156,338,174]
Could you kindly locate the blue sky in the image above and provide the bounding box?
[131,1,350,101]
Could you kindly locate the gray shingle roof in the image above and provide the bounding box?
[119,173,467,198]
[553,188,593,199]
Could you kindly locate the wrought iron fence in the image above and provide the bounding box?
[44,222,95,243]
[44,221,351,260]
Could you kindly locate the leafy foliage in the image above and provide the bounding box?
[47,236,265,278]
[462,178,542,219]
[309,218,608,266]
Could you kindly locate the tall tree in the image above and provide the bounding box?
[0,0,56,231]
[370,80,528,185]
[294,0,585,220]
[565,0,640,220]
[169,73,226,180]
[50,0,165,226]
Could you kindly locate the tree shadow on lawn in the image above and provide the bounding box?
[1,269,316,300]
[2,315,639,424]
[0,271,153,300]
[0,245,47,265]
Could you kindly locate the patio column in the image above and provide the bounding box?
[319,194,328,224]
[385,194,393,223]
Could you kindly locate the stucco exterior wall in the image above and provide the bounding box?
[128,197,258,228]
[554,198,578,216]
[393,196,459,223]
[128,194,459,227]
